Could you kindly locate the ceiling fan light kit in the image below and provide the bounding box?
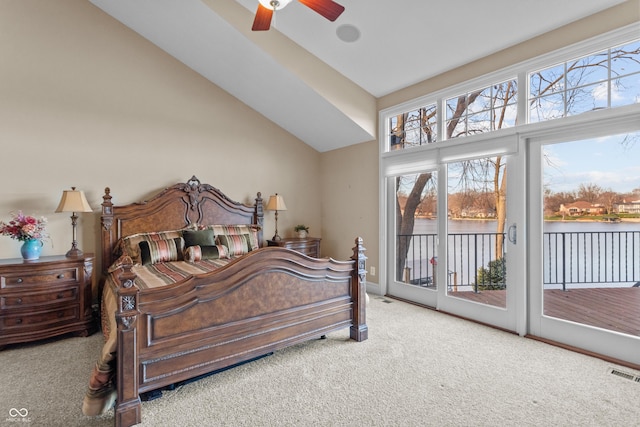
[258,0,293,10]
[252,0,345,31]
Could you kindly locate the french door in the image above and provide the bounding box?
[385,136,526,334]
[384,116,639,364]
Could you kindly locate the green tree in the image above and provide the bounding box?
[476,258,506,290]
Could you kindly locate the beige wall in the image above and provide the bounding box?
[320,140,379,278]
[0,1,322,275]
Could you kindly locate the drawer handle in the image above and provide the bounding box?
[15,318,22,324]
[57,274,65,279]
[16,278,23,284]
[15,298,22,305]
[57,312,64,318]
[57,293,65,299]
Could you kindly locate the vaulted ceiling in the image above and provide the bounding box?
[89,0,626,152]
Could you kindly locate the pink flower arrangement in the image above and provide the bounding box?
[0,211,49,242]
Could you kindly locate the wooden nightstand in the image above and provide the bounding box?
[267,237,321,258]
[0,254,96,348]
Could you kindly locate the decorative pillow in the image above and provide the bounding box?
[117,230,183,264]
[183,229,216,247]
[216,234,251,256]
[139,237,185,265]
[107,255,133,273]
[184,245,229,262]
[203,225,261,250]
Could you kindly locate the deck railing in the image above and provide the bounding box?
[400,232,505,292]
[543,230,640,290]
[400,230,640,291]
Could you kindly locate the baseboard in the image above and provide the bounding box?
[525,335,640,372]
[366,281,381,295]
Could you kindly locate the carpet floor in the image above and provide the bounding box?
[1,295,638,426]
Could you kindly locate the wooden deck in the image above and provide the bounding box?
[450,287,640,336]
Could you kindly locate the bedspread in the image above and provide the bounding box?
[82,259,232,416]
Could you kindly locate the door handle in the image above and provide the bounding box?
[508,224,517,244]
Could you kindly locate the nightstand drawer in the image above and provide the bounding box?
[1,305,79,330]
[1,287,78,310]
[1,268,77,288]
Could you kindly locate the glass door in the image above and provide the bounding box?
[436,151,525,333]
[386,143,526,334]
[529,131,640,365]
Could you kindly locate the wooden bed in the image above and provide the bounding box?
[83,176,367,427]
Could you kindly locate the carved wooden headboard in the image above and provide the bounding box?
[100,176,263,274]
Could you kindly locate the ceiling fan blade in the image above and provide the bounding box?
[252,4,273,31]
[298,0,345,22]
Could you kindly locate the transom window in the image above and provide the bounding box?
[383,36,640,152]
[529,39,640,122]
[389,104,437,151]
[445,79,517,140]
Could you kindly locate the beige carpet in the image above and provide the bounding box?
[1,295,639,426]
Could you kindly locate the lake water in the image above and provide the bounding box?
[405,219,640,289]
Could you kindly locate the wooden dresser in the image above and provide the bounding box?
[267,237,321,258]
[0,254,96,348]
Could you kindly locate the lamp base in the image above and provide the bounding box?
[65,247,84,258]
[271,234,282,241]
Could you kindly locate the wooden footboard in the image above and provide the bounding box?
[113,239,367,427]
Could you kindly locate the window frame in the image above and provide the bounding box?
[379,23,640,155]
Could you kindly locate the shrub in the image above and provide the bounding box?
[476,257,506,290]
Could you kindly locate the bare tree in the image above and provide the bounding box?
[577,183,604,203]
[598,190,620,215]
[393,44,639,276]
[396,173,432,280]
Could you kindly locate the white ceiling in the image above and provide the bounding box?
[89,0,626,152]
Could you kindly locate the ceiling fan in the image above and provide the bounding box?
[252,0,345,31]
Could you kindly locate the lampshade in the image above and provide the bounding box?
[259,0,293,11]
[266,194,287,211]
[55,188,93,213]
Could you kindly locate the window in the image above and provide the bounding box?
[389,104,437,151]
[445,79,517,140]
[529,39,640,122]
[383,35,639,152]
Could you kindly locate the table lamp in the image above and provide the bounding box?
[266,193,287,241]
[55,187,93,257]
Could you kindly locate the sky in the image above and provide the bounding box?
[543,131,640,195]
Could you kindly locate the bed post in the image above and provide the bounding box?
[350,237,368,342]
[254,192,264,246]
[114,258,141,427]
[101,187,114,276]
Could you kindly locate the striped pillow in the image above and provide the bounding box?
[117,230,183,264]
[216,234,251,256]
[202,225,261,251]
[139,237,185,265]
